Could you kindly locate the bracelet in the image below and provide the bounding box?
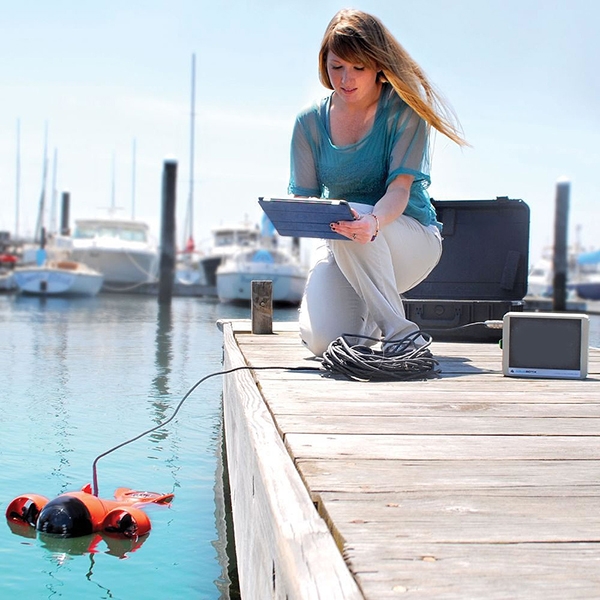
[370,214,380,242]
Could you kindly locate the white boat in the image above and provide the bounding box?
[70,219,159,291]
[216,246,307,304]
[14,260,104,296]
[200,222,261,289]
[0,270,17,292]
[527,256,553,297]
[528,245,600,299]
[574,250,600,300]
[0,250,18,291]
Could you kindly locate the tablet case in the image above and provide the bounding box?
[258,197,354,240]
[404,196,530,342]
[405,197,530,301]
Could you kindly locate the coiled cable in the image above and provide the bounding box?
[321,330,440,382]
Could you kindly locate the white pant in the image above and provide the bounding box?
[299,203,443,356]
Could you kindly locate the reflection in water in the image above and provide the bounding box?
[8,515,149,561]
[8,522,147,598]
[28,299,74,493]
[150,302,181,491]
[150,302,174,445]
[39,531,149,560]
[152,302,173,397]
[213,408,239,600]
[41,531,149,598]
[6,519,36,539]
[9,518,146,600]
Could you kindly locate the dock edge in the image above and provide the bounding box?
[220,319,364,600]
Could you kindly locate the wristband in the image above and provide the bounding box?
[370,214,380,242]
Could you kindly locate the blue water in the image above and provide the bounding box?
[1,294,598,600]
[0,293,298,600]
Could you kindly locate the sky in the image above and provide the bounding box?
[1,0,598,263]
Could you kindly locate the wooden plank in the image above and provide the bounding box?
[343,542,600,599]
[276,415,600,435]
[221,322,363,600]
[317,494,600,543]
[297,459,600,494]
[285,433,600,461]
[261,399,600,416]
[253,374,600,396]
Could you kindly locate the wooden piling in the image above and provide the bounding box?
[60,192,70,236]
[251,280,273,334]
[159,159,177,304]
[552,179,570,312]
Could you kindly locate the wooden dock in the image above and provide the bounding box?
[220,320,600,599]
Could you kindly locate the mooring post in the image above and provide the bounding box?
[552,178,570,312]
[251,280,273,334]
[159,159,177,304]
[60,191,70,236]
[36,227,47,266]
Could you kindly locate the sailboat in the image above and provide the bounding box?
[14,260,104,297]
[176,52,206,286]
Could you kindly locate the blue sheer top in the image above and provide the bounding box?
[288,83,441,229]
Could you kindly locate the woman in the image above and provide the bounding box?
[289,9,467,357]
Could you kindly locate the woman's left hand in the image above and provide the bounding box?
[330,210,377,244]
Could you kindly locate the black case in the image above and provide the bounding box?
[403,197,530,341]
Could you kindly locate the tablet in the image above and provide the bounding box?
[258,197,355,240]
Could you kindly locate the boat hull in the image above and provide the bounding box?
[14,267,104,297]
[575,282,600,300]
[217,267,306,304]
[70,246,158,290]
[70,218,159,291]
[0,272,16,291]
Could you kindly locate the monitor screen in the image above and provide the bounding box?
[508,317,582,371]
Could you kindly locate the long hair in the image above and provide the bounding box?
[319,9,468,147]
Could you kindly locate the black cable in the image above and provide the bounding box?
[91,320,502,495]
[321,330,440,382]
[91,364,319,497]
[422,321,503,332]
[320,320,505,382]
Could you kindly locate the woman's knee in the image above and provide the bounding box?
[299,325,333,357]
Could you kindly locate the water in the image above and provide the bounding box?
[0,293,298,600]
[1,294,598,599]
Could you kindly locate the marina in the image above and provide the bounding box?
[2,4,599,599]
[221,319,600,599]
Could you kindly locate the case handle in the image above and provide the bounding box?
[413,305,462,328]
[500,251,521,290]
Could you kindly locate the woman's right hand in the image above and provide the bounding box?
[330,211,378,244]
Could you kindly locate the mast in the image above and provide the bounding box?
[184,52,196,251]
[111,151,116,217]
[15,119,20,239]
[131,138,137,220]
[34,122,49,243]
[50,148,58,234]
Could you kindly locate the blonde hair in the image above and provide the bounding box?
[319,9,468,146]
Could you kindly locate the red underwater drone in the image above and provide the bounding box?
[6,483,174,538]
